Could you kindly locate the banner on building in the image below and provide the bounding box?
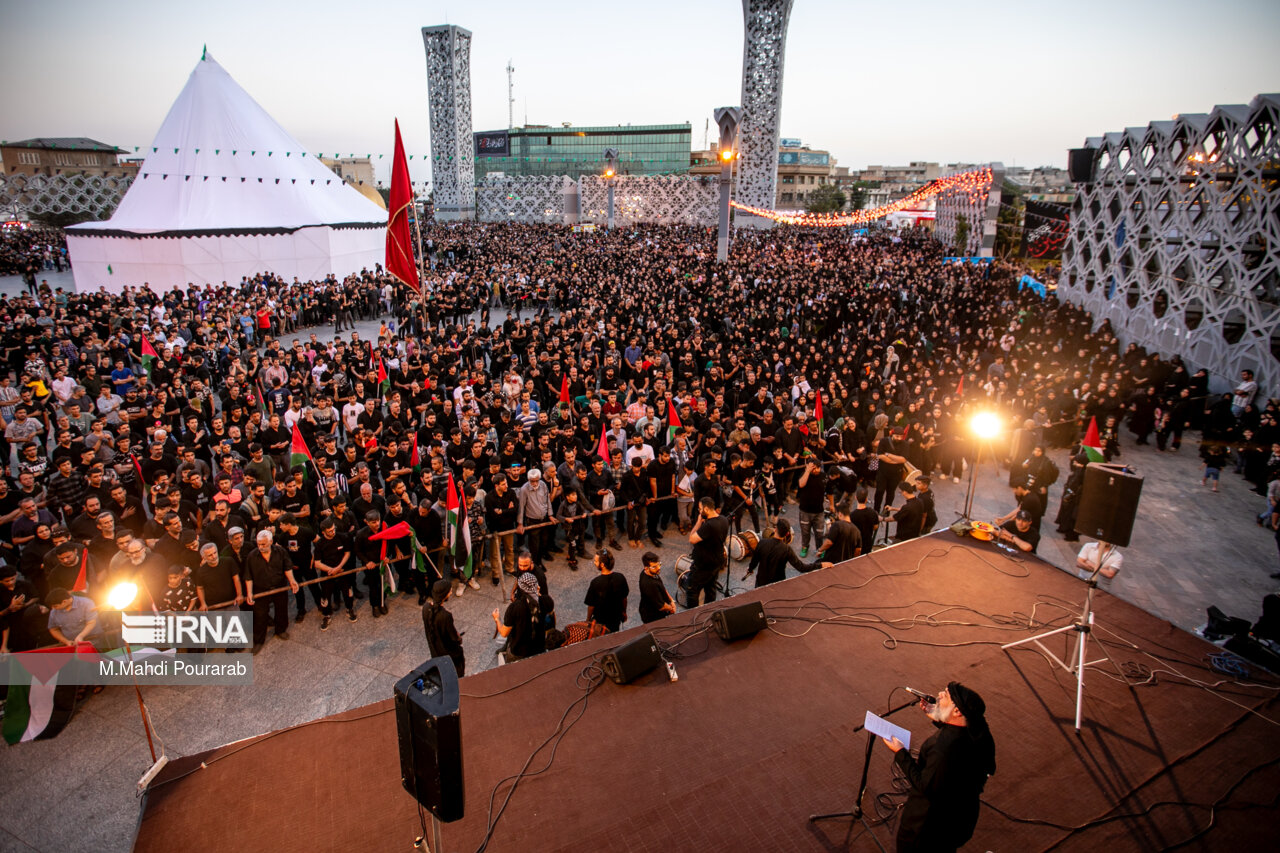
[779,151,829,166]
[474,131,510,157]
[1021,200,1069,259]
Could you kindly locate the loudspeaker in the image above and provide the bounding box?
[1075,463,1143,547]
[394,656,464,822]
[1068,148,1099,183]
[601,633,661,684]
[712,601,766,641]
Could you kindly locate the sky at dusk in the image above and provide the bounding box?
[2,0,1278,184]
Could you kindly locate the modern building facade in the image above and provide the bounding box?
[1059,93,1280,397]
[473,124,691,181]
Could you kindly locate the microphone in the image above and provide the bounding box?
[904,687,936,705]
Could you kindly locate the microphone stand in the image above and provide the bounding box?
[810,696,918,852]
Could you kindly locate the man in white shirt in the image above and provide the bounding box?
[1075,540,1123,587]
[1232,369,1257,418]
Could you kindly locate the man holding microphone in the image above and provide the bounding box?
[881,683,997,852]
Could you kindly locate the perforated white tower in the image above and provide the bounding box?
[1060,94,1280,397]
[422,25,475,221]
[736,0,794,228]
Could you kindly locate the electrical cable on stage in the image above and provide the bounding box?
[472,656,607,853]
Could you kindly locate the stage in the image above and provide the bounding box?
[135,533,1280,852]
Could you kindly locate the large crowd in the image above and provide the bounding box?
[1,222,1276,666]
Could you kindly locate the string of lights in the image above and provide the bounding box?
[729,166,994,227]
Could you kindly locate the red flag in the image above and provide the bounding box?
[385,119,420,293]
[559,374,570,405]
[369,520,413,541]
[410,433,421,472]
[597,424,610,463]
[71,549,88,594]
[956,374,964,397]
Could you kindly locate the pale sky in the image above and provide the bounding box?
[2,0,1278,185]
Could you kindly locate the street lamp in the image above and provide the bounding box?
[962,411,1003,520]
[107,580,161,765]
[603,147,619,230]
[714,107,741,263]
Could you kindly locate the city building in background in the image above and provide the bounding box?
[0,138,138,178]
[474,124,691,181]
[320,156,385,209]
[690,138,845,210]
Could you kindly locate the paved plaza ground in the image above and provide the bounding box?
[0,269,1275,852]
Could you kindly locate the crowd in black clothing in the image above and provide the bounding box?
[1,221,1276,659]
[0,226,67,278]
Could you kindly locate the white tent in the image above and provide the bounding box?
[67,50,386,293]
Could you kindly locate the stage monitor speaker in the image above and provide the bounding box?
[394,656,464,822]
[601,633,661,684]
[712,601,766,641]
[1074,463,1143,547]
[1068,148,1099,183]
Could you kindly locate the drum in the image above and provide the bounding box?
[902,461,922,488]
[675,555,697,608]
[729,531,760,562]
[970,521,997,541]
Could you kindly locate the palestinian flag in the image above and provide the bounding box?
[140,334,158,380]
[667,396,683,444]
[290,423,313,481]
[370,520,413,596]
[1081,416,1106,463]
[376,354,390,397]
[3,642,95,744]
[446,473,473,579]
[410,433,421,474]
[814,388,825,435]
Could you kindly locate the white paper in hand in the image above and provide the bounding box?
[864,710,911,750]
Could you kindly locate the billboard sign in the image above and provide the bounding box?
[780,138,803,149]
[474,131,510,157]
[779,151,829,166]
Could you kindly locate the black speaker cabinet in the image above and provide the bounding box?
[1068,147,1099,183]
[1074,463,1143,547]
[602,633,661,684]
[394,656,464,822]
[713,601,766,641]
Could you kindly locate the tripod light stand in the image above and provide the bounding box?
[1001,560,1129,732]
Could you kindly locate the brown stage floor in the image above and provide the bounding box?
[136,533,1280,852]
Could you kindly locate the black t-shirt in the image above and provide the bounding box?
[195,557,240,606]
[1000,519,1040,553]
[691,514,730,577]
[503,593,545,659]
[638,570,672,623]
[849,507,880,554]
[584,571,629,632]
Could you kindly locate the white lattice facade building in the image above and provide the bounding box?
[934,164,1004,257]
[1060,94,1280,397]
[422,25,476,221]
[735,0,794,229]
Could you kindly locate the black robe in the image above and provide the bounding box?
[894,722,996,852]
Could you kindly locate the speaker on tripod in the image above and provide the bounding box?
[1074,463,1142,547]
[394,656,464,822]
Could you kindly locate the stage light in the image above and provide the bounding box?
[108,581,138,610]
[970,412,1001,440]
[720,149,734,162]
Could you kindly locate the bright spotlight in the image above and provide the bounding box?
[970,412,1002,440]
[604,169,615,178]
[720,149,734,161]
[108,581,138,611]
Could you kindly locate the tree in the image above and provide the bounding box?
[993,179,1024,259]
[953,214,971,255]
[806,184,846,214]
[846,182,870,212]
